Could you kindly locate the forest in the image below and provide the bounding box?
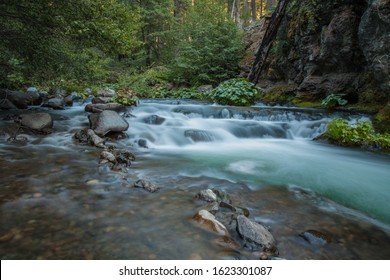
[1,0,390,261]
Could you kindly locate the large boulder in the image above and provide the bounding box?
[46,97,65,109]
[89,110,129,136]
[18,112,53,133]
[0,89,39,109]
[184,130,215,142]
[236,215,276,252]
[143,115,166,125]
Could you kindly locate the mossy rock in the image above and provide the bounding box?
[260,84,297,105]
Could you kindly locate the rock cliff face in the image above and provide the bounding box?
[243,0,390,106]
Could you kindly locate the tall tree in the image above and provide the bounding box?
[251,0,257,21]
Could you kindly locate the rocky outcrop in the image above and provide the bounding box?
[244,0,389,107]
[359,0,390,93]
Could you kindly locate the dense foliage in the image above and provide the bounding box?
[211,78,259,106]
[0,0,141,89]
[170,0,244,85]
[324,118,390,150]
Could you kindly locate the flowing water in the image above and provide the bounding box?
[0,100,389,259]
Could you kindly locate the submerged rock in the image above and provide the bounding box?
[89,110,129,136]
[18,112,53,133]
[134,179,160,193]
[143,115,166,125]
[236,215,276,252]
[300,229,332,246]
[193,210,229,237]
[184,130,214,142]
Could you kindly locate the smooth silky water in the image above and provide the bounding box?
[0,100,389,259]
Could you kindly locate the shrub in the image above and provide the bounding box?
[321,93,348,109]
[210,78,259,106]
[324,118,390,150]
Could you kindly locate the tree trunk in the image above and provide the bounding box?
[251,0,256,21]
[248,0,290,84]
[234,0,241,25]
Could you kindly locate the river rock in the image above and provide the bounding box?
[18,112,53,133]
[143,115,166,125]
[74,128,105,148]
[137,139,148,148]
[46,97,65,109]
[134,179,160,193]
[26,87,42,105]
[92,97,111,104]
[192,210,229,236]
[85,103,126,113]
[300,229,332,246]
[0,89,33,109]
[97,89,116,98]
[184,130,214,142]
[89,110,129,136]
[100,151,116,163]
[236,215,276,252]
[0,99,18,110]
[195,189,218,203]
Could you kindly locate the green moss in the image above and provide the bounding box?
[260,84,297,105]
[292,100,322,108]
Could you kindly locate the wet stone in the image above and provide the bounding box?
[134,179,160,193]
[192,210,229,237]
[143,115,166,125]
[300,229,332,246]
[195,189,218,203]
[236,215,276,252]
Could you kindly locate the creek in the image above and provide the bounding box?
[0,99,389,259]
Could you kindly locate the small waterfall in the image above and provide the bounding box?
[125,101,351,147]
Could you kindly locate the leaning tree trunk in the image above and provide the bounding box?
[248,0,290,84]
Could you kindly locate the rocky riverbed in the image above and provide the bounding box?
[1,88,390,259]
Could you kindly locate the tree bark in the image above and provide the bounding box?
[248,0,290,84]
[251,0,256,21]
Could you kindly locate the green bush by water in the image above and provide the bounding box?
[324,118,390,150]
[210,78,259,106]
